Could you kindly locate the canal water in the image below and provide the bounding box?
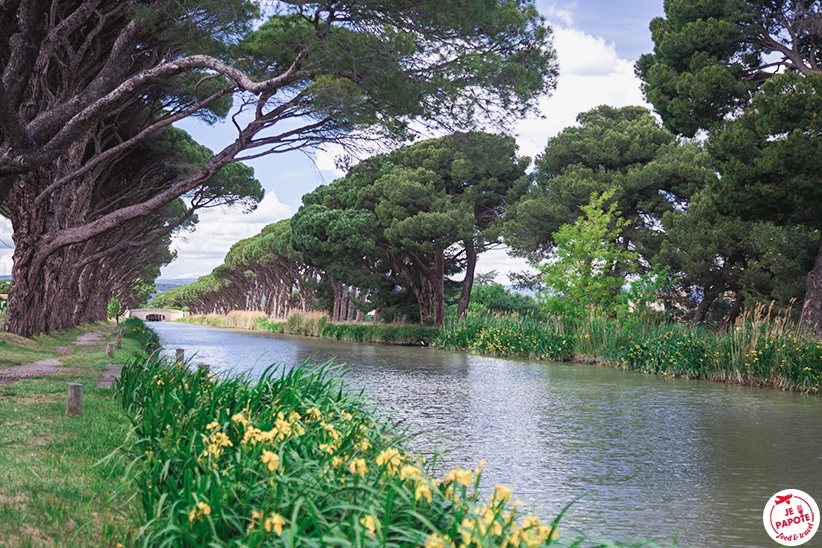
[150,322,822,548]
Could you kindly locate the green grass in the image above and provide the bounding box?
[0,320,158,547]
[435,315,573,361]
[259,311,437,345]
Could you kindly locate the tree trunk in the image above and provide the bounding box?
[432,251,446,327]
[692,287,721,326]
[719,292,744,333]
[340,284,349,322]
[356,290,365,322]
[347,286,357,321]
[800,233,822,337]
[330,279,342,322]
[457,239,477,318]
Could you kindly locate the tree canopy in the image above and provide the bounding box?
[292,132,529,325]
[0,0,558,336]
[637,0,822,333]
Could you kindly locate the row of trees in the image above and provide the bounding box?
[0,0,558,336]
[158,105,815,330]
[165,0,822,331]
[153,133,529,325]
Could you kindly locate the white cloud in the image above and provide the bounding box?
[475,247,538,286]
[160,192,292,279]
[542,2,576,27]
[513,26,648,160]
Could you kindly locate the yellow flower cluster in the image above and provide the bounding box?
[188,501,211,523]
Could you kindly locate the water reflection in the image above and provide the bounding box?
[151,322,822,548]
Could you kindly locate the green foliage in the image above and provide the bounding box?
[231,2,558,141]
[292,132,530,324]
[505,106,705,266]
[537,189,636,321]
[121,317,161,353]
[615,265,673,324]
[659,192,817,322]
[435,315,573,361]
[106,298,121,319]
[0,280,9,293]
[465,283,542,318]
[320,323,436,345]
[709,72,822,231]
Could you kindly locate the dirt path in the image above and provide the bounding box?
[0,331,108,388]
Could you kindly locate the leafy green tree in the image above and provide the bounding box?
[466,283,542,317]
[505,106,705,266]
[107,298,121,319]
[292,132,529,326]
[538,189,637,320]
[637,0,822,333]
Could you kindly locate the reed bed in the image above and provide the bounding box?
[224,310,269,330]
[435,315,574,362]
[435,307,822,393]
[181,313,230,327]
[113,355,656,548]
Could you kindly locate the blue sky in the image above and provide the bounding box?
[0,1,666,281]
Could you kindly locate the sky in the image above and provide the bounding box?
[0,1,665,283]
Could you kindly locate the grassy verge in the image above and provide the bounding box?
[435,311,822,393]
[0,319,156,547]
[260,311,436,345]
[181,310,438,346]
[116,354,676,548]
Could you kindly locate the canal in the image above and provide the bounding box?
[150,321,822,548]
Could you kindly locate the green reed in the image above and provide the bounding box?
[435,315,573,361]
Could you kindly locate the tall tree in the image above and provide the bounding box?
[1,0,558,336]
[292,132,529,325]
[537,189,637,320]
[505,106,704,265]
[637,0,822,333]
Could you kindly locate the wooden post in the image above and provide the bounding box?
[106,343,115,358]
[66,383,83,417]
[176,348,184,363]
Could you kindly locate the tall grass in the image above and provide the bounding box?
[436,307,822,393]
[114,355,652,547]
[261,311,437,345]
[616,305,822,392]
[121,316,161,353]
[225,310,268,330]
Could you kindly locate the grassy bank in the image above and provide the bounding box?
[115,353,675,548]
[262,311,436,345]
[436,311,822,393]
[181,310,438,345]
[0,318,157,547]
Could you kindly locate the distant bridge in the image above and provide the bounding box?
[126,308,187,322]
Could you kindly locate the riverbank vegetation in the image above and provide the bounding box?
[115,350,677,547]
[0,319,161,547]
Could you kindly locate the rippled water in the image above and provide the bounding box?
[150,322,822,548]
